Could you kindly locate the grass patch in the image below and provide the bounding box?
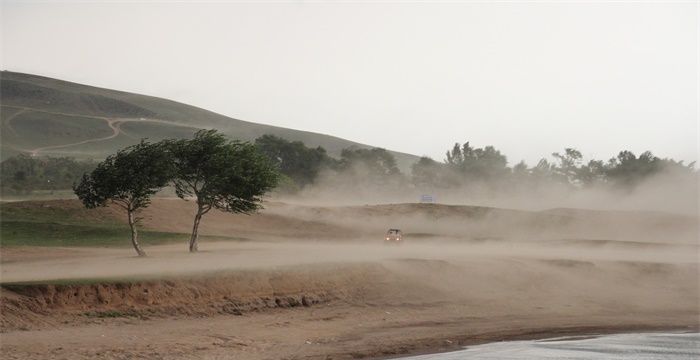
[0,201,244,248]
[0,201,119,225]
[0,220,241,248]
[0,220,189,247]
[0,201,147,247]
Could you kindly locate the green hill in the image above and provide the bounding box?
[0,71,419,170]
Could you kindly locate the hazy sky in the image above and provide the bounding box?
[2,1,698,165]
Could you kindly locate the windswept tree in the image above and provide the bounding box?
[168,130,279,252]
[73,141,173,256]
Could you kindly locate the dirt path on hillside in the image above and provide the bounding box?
[1,105,200,156]
[28,118,124,156]
[2,108,27,137]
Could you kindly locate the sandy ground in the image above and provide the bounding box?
[1,199,698,359]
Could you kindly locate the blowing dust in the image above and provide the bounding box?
[286,164,699,216]
[1,172,698,359]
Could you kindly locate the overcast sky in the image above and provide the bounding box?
[2,1,698,165]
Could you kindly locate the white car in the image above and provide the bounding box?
[385,229,403,243]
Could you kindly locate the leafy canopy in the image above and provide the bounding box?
[445,142,508,180]
[168,129,279,214]
[73,141,173,211]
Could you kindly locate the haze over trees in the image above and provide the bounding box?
[409,141,696,190]
[9,132,697,206]
[253,135,405,189]
[338,147,401,181]
[251,136,695,195]
[73,141,173,256]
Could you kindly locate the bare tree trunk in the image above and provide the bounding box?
[127,210,146,257]
[189,208,203,252]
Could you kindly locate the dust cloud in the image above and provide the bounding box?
[2,180,698,358]
[286,165,699,216]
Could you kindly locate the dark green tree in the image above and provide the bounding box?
[411,156,462,189]
[445,143,464,167]
[167,130,279,252]
[531,158,554,180]
[604,150,695,187]
[576,159,606,186]
[512,161,528,175]
[552,148,583,184]
[444,142,509,180]
[411,156,442,188]
[73,141,173,256]
[340,147,400,177]
[1,154,96,195]
[254,134,333,188]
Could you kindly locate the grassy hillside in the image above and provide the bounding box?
[0,71,419,170]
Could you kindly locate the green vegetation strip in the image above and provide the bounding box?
[0,220,189,247]
[0,202,244,248]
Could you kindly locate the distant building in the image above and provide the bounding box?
[420,194,435,203]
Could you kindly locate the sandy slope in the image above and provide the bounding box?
[1,199,698,359]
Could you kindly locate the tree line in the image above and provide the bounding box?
[0,155,96,195]
[256,136,695,190]
[3,135,695,197]
[254,134,400,187]
[1,134,399,195]
[3,132,694,255]
[425,143,695,189]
